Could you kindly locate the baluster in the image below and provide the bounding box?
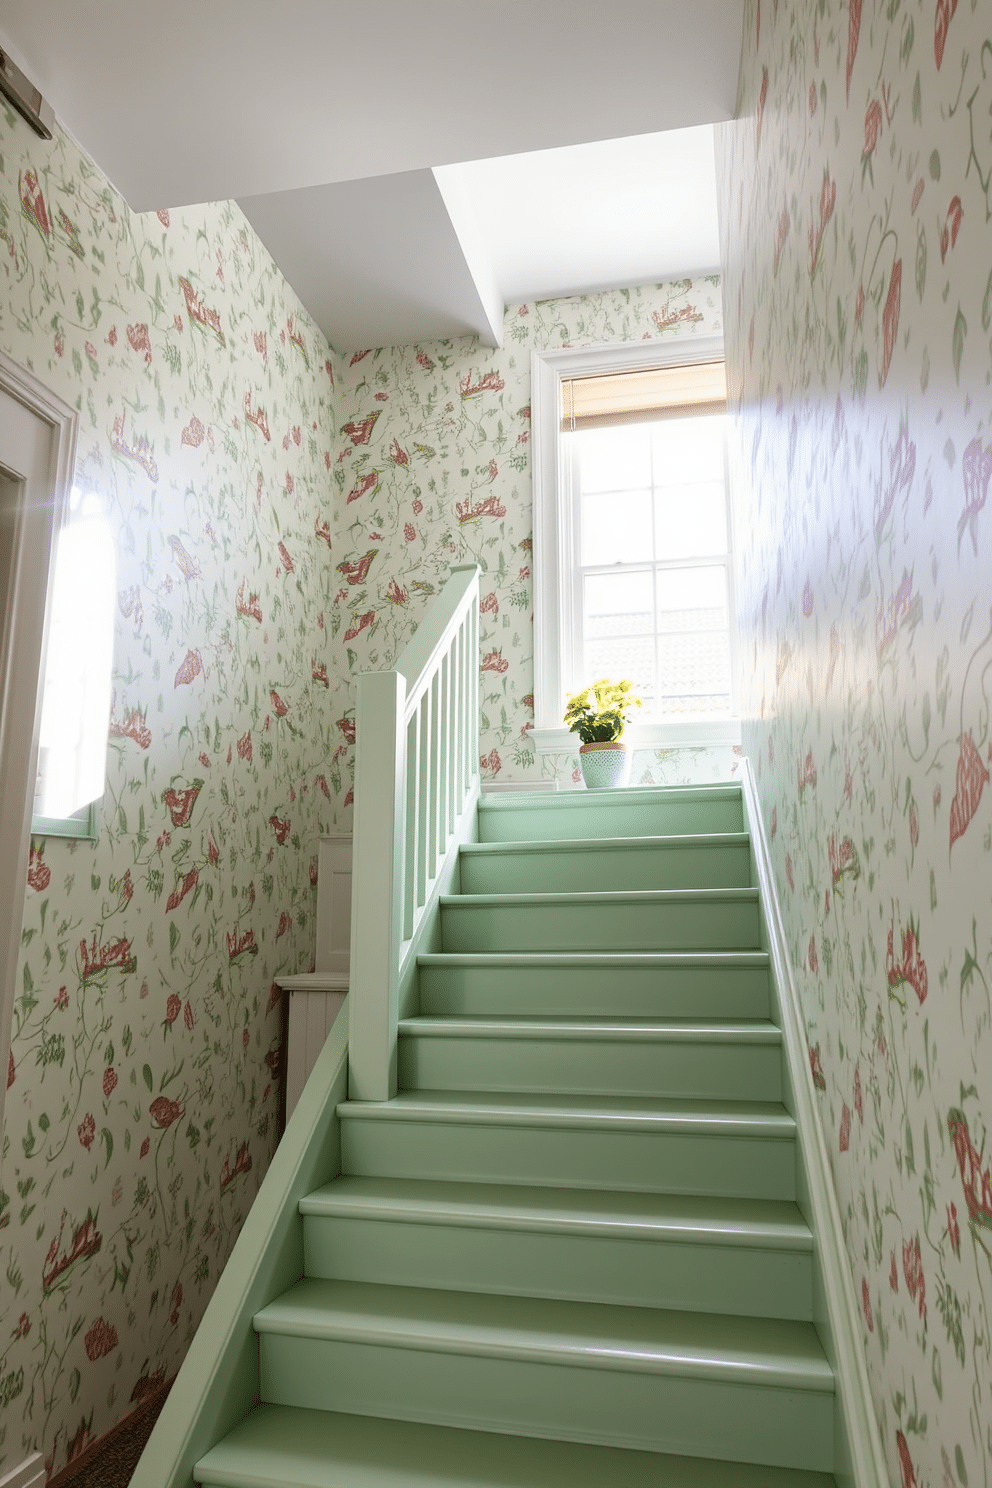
[429,670,440,879]
[416,688,430,909]
[404,708,419,939]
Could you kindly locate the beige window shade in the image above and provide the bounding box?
[561,360,727,431]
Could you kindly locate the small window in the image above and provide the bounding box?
[31,486,115,838]
[531,338,740,752]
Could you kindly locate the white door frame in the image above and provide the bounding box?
[0,350,78,1142]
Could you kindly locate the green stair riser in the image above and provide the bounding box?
[256,1336,834,1472]
[477,788,745,843]
[193,1404,838,1488]
[302,1216,813,1321]
[396,1032,783,1102]
[440,896,761,954]
[459,839,752,895]
[417,956,772,1019]
[340,1117,796,1201]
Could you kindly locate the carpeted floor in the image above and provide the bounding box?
[53,1391,168,1488]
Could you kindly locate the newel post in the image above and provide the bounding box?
[348,669,406,1101]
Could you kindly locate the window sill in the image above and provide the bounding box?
[531,719,742,753]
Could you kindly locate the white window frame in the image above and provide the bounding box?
[531,336,741,753]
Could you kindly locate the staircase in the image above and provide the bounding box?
[192,782,837,1488]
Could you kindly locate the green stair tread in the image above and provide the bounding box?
[460,831,750,855]
[398,1017,782,1044]
[194,1404,836,1488]
[417,950,771,968]
[299,1174,812,1250]
[441,887,759,908]
[477,783,743,812]
[337,1089,795,1137]
[253,1278,833,1392]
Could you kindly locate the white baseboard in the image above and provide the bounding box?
[741,759,887,1488]
[0,1453,45,1488]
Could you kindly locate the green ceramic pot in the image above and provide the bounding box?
[578,741,632,790]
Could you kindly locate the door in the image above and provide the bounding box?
[0,358,77,1141]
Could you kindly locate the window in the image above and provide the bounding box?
[31,485,115,839]
[531,337,740,752]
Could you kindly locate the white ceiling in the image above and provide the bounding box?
[0,1,743,351]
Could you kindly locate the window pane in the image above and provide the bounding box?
[656,564,727,625]
[584,570,653,637]
[655,481,726,560]
[585,636,655,708]
[658,629,732,712]
[581,489,651,566]
[656,566,730,713]
[651,413,726,485]
[572,423,651,493]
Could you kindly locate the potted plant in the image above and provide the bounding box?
[563,678,642,789]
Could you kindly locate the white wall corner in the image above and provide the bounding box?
[740,758,889,1488]
[0,1452,46,1488]
[432,165,505,349]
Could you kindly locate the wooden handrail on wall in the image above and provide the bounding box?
[348,564,481,1102]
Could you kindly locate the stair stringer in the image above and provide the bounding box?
[741,761,887,1488]
[129,1008,350,1488]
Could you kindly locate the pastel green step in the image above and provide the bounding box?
[193,1404,837,1488]
[459,833,752,894]
[440,889,761,953]
[253,1279,834,1470]
[338,1091,797,1200]
[396,1018,783,1101]
[299,1175,813,1320]
[417,951,772,1019]
[477,784,745,843]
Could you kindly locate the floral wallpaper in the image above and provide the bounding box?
[325,278,735,826]
[0,106,336,1475]
[717,4,992,1487]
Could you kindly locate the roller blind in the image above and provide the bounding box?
[561,359,727,432]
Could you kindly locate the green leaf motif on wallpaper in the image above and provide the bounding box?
[956,1446,969,1486]
[916,225,927,302]
[983,268,992,334]
[953,307,967,383]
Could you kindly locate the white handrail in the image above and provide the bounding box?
[348,564,480,1100]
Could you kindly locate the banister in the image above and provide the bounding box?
[395,563,480,710]
[348,564,480,1102]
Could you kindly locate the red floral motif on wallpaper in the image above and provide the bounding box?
[342,413,379,445]
[179,276,225,343]
[337,552,376,585]
[886,915,928,1005]
[83,1317,119,1361]
[902,1235,927,1321]
[162,781,202,828]
[934,0,958,68]
[896,1432,918,1488]
[79,937,136,981]
[846,0,863,99]
[344,610,374,642]
[455,494,506,522]
[940,197,964,261]
[149,1096,184,1129]
[43,1212,102,1293]
[27,846,51,893]
[166,868,199,913]
[949,732,988,847]
[947,1108,992,1229]
[174,649,204,687]
[346,471,379,504]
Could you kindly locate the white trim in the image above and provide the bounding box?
[533,718,741,753]
[531,334,731,739]
[741,759,887,1488]
[0,1451,45,1488]
[0,352,78,1145]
